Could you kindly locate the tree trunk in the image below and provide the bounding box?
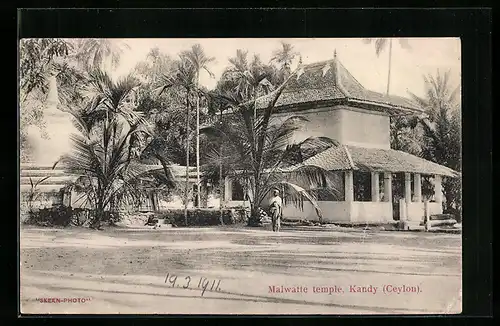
[184,89,190,226]
[248,203,261,227]
[92,196,104,229]
[219,108,224,226]
[196,72,201,208]
[219,153,224,225]
[386,38,393,95]
[247,182,262,227]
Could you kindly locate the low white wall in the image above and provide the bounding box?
[399,201,443,221]
[350,202,393,223]
[284,201,393,223]
[283,201,351,222]
[225,200,251,208]
[428,202,443,215]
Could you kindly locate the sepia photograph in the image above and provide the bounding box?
[19,37,462,314]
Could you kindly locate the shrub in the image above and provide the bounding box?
[23,206,121,227]
[156,208,248,226]
[25,205,73,227]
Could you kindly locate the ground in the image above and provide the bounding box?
[20,224,462,315]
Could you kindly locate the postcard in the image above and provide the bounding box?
[19,36,462,314]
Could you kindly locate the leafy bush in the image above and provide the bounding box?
[24,206,121,227]
[156,208,248,226]
[25,205,73,227]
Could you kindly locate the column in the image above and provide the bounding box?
[224,176,231,202]
[404,173,412,204]
[371,172,380,202]
[383,172,392,202]
[345,171,354,202]
[404,173,412,221]
[434,175,443,203]
[414,173,422,202]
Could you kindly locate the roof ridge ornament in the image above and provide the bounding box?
[333,49,340,87]
[296,56,304,80]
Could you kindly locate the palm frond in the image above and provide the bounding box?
[268,181,323,220]
[375,39,388,56]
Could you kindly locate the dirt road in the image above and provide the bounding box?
[20,225,462,314]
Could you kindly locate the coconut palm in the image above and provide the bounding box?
[362,38,411,95]
[203,66,341,226]
[73,38,131,72]
[408,69,461,169]
[155,57,199,225]
[134,47,175,85]
[180,44,215,208]
[58,69,175,228]
[408,69,461,217]
[270,41,300,80]
[224,50,278,120]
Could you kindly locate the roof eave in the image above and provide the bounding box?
[346,99,424,115]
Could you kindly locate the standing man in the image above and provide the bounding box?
[269,189,283,232]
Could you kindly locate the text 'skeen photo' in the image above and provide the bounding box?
[19,37,462,315]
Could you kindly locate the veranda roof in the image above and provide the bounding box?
[298,145,460,178]
[254,56,424,115]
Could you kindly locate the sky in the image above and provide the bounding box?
[26,37,461,165]
[112,37,461,99]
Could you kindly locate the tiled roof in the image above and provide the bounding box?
[255,58,423,114]
[298,145,354,171]
[298,145,460,177]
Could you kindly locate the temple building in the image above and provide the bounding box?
[223,52,460,224]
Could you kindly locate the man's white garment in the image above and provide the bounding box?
[269,196,282,209]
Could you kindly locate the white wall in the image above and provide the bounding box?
[225,200,251,208]
[338,107,390,149]
[399,200,443,221]
[284,201,393,223]
[274,108,344,145]
[350,202,393,222]
[282,201,351,222]
[273,105,391,149]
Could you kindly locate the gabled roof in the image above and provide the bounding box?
[297,145,460,178]
[255,56,424,115]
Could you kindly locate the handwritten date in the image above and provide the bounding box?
[164,272,222,296]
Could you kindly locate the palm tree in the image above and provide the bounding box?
[270,41,299,80]
[180,44,215,208]
[362,38,411,95]
[225,50,277,120]
[203,66,341,226]
[408,69,461,168]
[73,38,131,72]
[58,69,174,228]
[134,47,175,86]
[408,69,461,217]
[155,57,198,225]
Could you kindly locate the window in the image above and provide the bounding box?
[231,180,245,201]
[353,171,371,202]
